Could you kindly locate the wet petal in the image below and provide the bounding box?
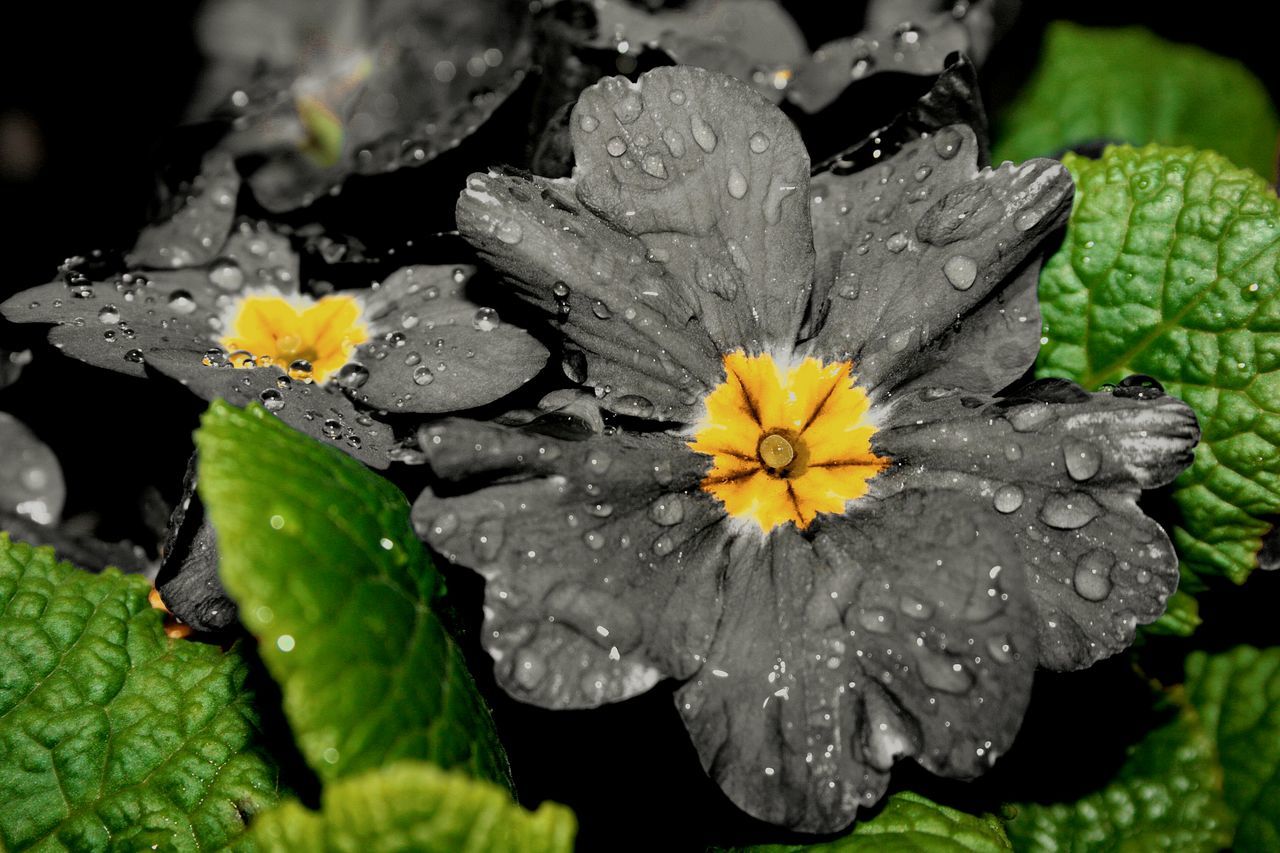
[0,348,32,389]
[789,0,1016,113]
[412,419,728,707]
[583,0,809,103]
[145,350,393,469]
[0,412,65,526]
[347,265,548,413]
[873,383,1200,669]
[127,151,240,269]
[155,459,237,633]
[807,124,1073,395]
[201,0,532,211]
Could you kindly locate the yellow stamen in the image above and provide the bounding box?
[221,293,368,383]
[689,351,889,533]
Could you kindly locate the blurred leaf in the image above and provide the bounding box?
[195,401,511,786]
[239,761,575,853]
[724,791,1010,852]
[1140,588,1201,638]
[994,23,1280,180]
[1004,695,1234,852]
[1185,646,1280,852]
[1036,145,1280,587]
[0,533,277,851]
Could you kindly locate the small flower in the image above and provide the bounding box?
[192,0,533,210]
[412,67,1199,832]
[0,153,548,468]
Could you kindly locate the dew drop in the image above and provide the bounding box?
[606,136,627,157]
[1014,210,1041,231]
[1073,550,1114,601]
[208,258,245,291]
[749,132,770,153]
[288,359,313,381]
[413,365,435,386]
[614,93,643,124]
[899,595,934,619]
[123,348,145,364]
[322,419,342,438]
[652,534,675,556]
[727,166,749,199]
[993,484,1024,514]
[661,127,686,158]
[97,305,120,324]
[942,255,978,290]
[495,220,523,244]
[885,232,909,253]
[1063,439,1102,481]
[591,299,612,319]
[167,291,197,314]
[472,307,501,331]
[648,495,685,526]
[337,363,370,389]
[690,114,717,152]
[933,127,962,159]
[857,608,895,634]
[917,650,973,694]
[668,88,687,105]
[641,154,668,179]
[259,388,285,411]
[579,113,599,132]
[1039,492,1100,530]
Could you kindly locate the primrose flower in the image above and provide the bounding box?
[0,153,548,468]
[411,67,1199,832]
[193,0,532,210]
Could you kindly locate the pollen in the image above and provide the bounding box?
[689,351,889,533]
[221,293,368,383]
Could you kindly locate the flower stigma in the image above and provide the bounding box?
[689,351,889,532]
[220,292,368,383]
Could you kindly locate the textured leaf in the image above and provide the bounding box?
[239,761,574,853]
[1004,696,1234,852]
[0,533,278,851]
[195,401,511,787]
[727,791,1010,852]
[994,23,1280,179]
[1035,145,1280,585]
[1185,646,1280,852]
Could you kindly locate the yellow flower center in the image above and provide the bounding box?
[689,351,889,533]
[220,293,368,383]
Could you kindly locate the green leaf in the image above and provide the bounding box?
[1003,696,1234,852]
[724,791,1011,852]
[994,23,1279,179]
[195,401,511,787]
[0,533,278,851]
[1036,145,1280,586]
[238,760,575,853]
[1185,646,1280,852]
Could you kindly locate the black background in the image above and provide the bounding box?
[2,2,1279,849]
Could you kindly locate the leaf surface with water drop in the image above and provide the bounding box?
[195,400,511,787]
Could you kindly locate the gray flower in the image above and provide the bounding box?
[0,152,548,468]
[412,66,1197,832]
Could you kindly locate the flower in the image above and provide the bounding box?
[192,0,533,211]
[0,152,549,469]
[411,66,1199,832]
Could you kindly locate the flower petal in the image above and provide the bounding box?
[789,0,1015,113]
[127,151,240,269]
[349,265,548,413]
[155,458,237,633]
[583,0,809,104]
[146,350,393,469]
[676,494,1036,832]
[412,419,728,708]
[872,382,1200,669]
[807,124,1073,396]
[0,411,65,526]
[457,66,815,418]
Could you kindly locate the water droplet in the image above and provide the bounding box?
[474,518,504,561]
[586,451,612,475]
[648,495,685,526]
[652,534,675,556]
[933,127,962,159]
[473,307,501,331]
[641,154,668,179]
[993,484,1024,514]
[1006,403,1055,432]
[1063,439,1102,481]
[914,165,932,182]
[727,166,748,199]
[885,232,909,253]
[1004,442,1023,461]
[986,635,1015,664]
[495,220,523,244]
[123,349,144,364]
[168,291,196,314]
[579,113,599,132]
[661,127,686,158]
[942,255,978,290]
[668,89,687,105]
[1014,210,1041,231]
[917,650,973,694]
[413,365,435,386]
[322,419,342,438]
[690,114,717,152]
[652,460,673,485]
[337,363,370,389]
[606,136,627,157]
[512,648,547,688]
[614,93,643,124]
[97,305,120,324]
[288,359,313,381]
[583,530,607,550]
[259,388,285,411]
[899,595,933,619]
[591,299,612,319]
[857,608,895,634]
[749,132,771,153]
[1039,492,1100,529]
[208,258,244,291]
[1073,550,1114,601]
[1112,374,1164,399]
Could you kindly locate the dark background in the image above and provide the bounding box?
[2,1,1278,849]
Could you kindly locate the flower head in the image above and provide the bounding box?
[412,66,1199,832]
[0,152,548,468]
